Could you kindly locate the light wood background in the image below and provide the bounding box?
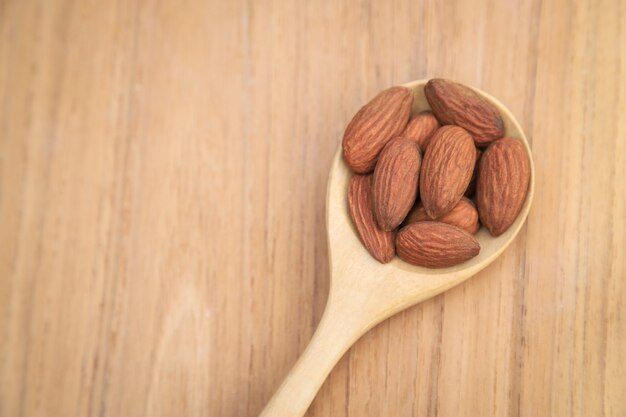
[1,0,624,416]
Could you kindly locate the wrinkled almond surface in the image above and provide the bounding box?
[464,148,482,198]
[425,79,504,146]
[372,138,421,231]
[343,87,413,173]
[401,111,440,150]
[477,138,530,236]
[348,175,395,263]
[420,125,476,219]
[405,197,479,234]
[396,221,480,268]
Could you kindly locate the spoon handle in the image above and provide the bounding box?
[259,296,371,417]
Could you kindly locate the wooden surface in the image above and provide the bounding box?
[0,0,624,416]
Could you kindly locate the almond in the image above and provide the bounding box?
[424,79,504,146]
[372,138,421,231]
[464,148,482,198]
[401,111,440,150]
[342,87,413,173]
[348,175,395,263]
[420,126,476,219]
[477,138,530,236]
[405,197,479,234]
[396,222,480,268]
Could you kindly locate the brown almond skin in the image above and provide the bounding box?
[396,222,480,268]
[372,138,421,231]
[401,111,440,150]
[348,175,395,263]
[342,87,413,173]
[477,138,530,236]
[424,79,504,146]
[464,148,482,198]
[420,125,476,219]
[405,197,479,234]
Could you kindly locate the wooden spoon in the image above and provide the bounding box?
[260,79,535,417]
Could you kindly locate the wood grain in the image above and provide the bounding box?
[0,0,624,416]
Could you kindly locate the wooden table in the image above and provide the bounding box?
[1,1,624,416]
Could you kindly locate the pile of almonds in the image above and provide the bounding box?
[344,79,530,268]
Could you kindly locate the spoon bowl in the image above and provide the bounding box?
[260,79,534,417]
